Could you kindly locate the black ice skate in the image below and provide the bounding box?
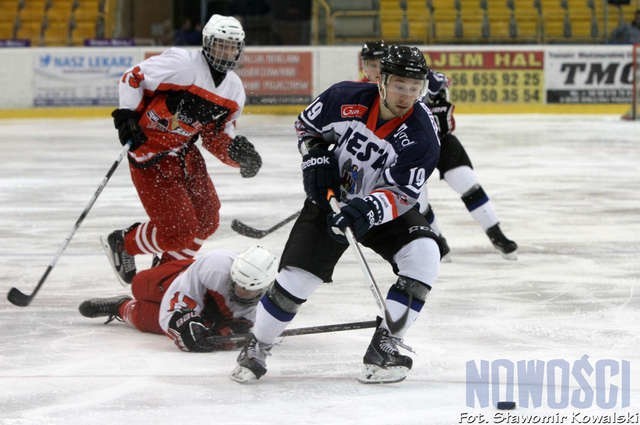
[486,224,518,260]
[78,295,131,324]
[230,334,273,383]
[101,229,137,285]
[359,327,413,384]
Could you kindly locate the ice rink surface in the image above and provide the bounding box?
[0,114,638,425]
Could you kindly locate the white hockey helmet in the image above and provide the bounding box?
[202,14,245,72]
[230,245,277,304]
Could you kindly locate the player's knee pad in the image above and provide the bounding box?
[393,237,440,282]
[461,184,489,212]
[262,280,306,322]
[388,275,431,312]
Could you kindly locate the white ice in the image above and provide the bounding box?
[1,114,639,425]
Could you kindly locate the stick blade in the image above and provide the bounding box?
[231,219,268,239]
[7,287,32,307]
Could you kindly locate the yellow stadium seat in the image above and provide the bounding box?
[0,21,15,38]
[18,0,47,22]
[47,0,74,22]
[15,20,42,45]
[43,21,70,45]
[70,20,96,45]
[433,20,460,42]
[513,18,540,41]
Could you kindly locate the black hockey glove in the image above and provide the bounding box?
[228,135,262,178]
[328,196,382,242]
[429,100,455,137]
[111,108,147,151]
[301,145,341,210]
[167,309,219,352]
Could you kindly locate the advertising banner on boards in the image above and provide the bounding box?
[236,51,312,105]
[422,49,545,105]
[545,46,634,104]
[33,50,138,106]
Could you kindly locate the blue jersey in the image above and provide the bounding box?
[296,81,440,224]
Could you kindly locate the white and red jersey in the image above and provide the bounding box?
[118,47,246,165]
[158,249,256,332]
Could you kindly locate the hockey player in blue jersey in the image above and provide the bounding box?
[360,41,517,260]
[231,45,445,384]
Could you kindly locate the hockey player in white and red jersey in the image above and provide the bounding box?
[79,245,278,352]
[231,45,446,384]
[103,14,262,285]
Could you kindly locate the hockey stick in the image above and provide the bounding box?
[231,211,300,239]
[327,190,410,334]
[7,142,131,307]
[205,320,377,346]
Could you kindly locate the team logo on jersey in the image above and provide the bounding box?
[341,159,364,194]
[146,110,193,137]
[340,104,368,118]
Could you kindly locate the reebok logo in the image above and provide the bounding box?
[301,156,331,170]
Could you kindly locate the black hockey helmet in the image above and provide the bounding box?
[380,45,429,80]
[360,40,388,60]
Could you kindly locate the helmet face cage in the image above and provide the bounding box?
[202,14,245,72]
[229,279,266,305]
[203,37,244,72]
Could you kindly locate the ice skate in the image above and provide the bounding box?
[78,295,131,324]
[486,224,518,260]
[101,229,137,285]
[230,334,273,383]
[358,327,413,384]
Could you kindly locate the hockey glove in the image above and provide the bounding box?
[429,100,455,137]
[328,196,382,242]
[211,318,254,350]
[301,145,341,210]
[167,309,219,352]
[111,108,147,151]
[228,135,262,178]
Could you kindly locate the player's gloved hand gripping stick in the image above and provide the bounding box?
[326,189,410,334]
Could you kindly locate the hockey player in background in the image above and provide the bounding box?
[361,41,517,260]
[79,245,278,352]
[359,40,387,82]
[104,14,263,285]
[420,72,517,259]
[231,45,444,384]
